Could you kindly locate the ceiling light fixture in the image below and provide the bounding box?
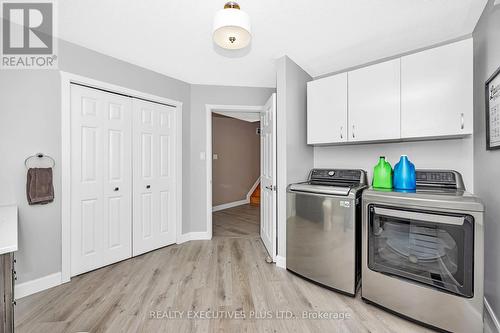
[213,2,251,50]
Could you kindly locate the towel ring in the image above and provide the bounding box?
[24,153,55,169]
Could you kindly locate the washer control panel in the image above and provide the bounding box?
[310,169,367,186]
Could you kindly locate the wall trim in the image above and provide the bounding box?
[212,199,249,212]
[276,255,286,269]
[15,272,62,299]
[485,297,500,332]
[206,104,264,239]
[60,71,183,283]
[176,232,212,244]
[246,177,261,201]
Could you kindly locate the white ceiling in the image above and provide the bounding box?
[58,0,487,88]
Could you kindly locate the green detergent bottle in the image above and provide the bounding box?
[373,156,393,189]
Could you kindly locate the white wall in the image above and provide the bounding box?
[472,0,500,322]
[314,138,474,192]
[276,56,314,260]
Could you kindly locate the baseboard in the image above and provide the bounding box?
[15,272,62,299]
[276,255,286,269]
[177,231,212,244]
[212,199,249,212]
[485,297,500,332]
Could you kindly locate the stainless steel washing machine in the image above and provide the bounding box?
[287,169,367,296]
[362,170,484,333]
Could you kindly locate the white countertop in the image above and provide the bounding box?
[0,205,18,255]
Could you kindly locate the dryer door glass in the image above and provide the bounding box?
[367,205,474,298]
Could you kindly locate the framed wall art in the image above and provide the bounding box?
[486,66,500,150]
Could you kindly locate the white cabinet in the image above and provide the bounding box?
[307,73,348,144]
[348,59,401,142]
[306,39,473,145]
[401,39,473,138]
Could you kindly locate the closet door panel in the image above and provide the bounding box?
[102,94,132,265]
[71,85,132,277]
[133,99,177,256]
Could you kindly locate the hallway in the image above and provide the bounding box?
[213,204,260,239]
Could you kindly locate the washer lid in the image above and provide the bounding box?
[363,187,484,212]
[288,183,351,196]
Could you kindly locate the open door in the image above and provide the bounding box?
[260,93,277,260]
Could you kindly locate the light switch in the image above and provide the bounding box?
[213,154,218,160]
[200,152,206,160]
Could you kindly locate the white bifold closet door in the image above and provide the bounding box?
[70,84,132,276]
[132,99,177,256]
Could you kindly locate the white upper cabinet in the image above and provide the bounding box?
[306,38,473,145]
[307,73,348,144]
[348,59,401,142]
[401,39,473,138]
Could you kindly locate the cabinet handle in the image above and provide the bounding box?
[146,185,151,189]
[352,125,355,139]
[114,187,119,192]
[340,126,343,139]
[461,113,465,130]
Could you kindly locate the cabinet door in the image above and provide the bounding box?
[307,73,348,144]
[348,59,401,142]
[401,39,473,138]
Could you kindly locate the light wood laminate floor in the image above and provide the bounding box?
[16,204,437,333]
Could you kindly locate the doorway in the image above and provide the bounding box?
[212,111,261,238]
[206,94,277,260]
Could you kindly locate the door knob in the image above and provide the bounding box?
[265,185,276,191]
[114,187,119,191]
[146,185,151,189]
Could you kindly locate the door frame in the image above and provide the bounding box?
[60,71,183,283]
[205,104,264,240]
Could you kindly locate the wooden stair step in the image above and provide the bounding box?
[250,183,260,206]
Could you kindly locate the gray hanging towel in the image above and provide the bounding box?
[27,168,54,205]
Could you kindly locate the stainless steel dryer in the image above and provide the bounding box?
[286,169,367,296]
[362,170,484,333]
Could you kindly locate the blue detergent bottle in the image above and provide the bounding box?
[393,155,416,191]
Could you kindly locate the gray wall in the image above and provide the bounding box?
[0,71,61,283]
[0,40,275,284]
[189,84,275,232]
[276,56,314,259]
[59,39,192,235]
[0,39,191,283]
[472,0,500,321]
